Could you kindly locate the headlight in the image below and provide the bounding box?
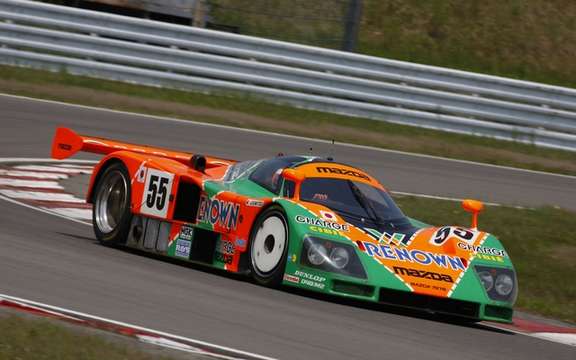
[495,274,514,296]
[329,247,350,269]
[301,236,366,279]
[474,266,517,303]
[478,271,494,292]
[307,243,328,266]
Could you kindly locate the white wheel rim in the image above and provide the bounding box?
[252,215,286,274]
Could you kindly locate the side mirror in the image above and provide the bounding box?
[282,168,305,183]
[461,199,484,230]
[281,169,305,200]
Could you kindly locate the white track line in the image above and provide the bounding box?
[482,322,576,348]
[392,191,503,206]
[0,159,94,226]
[136,335,249,360]
[54,164,96,170]
[0,158,96,164]
[0,179,63,189]
[0,190,85,203]
[531,333,576,347]
[0,193,91,226]
[0,293,277,360]
[1,93,575,180]
[14,165,92,174]
[0,169,68,179]
[43,207,92,221]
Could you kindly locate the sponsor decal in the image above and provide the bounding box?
[431,226,478,246]
[283,274,300,284]
[361,242,467,271]
[215,252,233,265]
[245,199,264,207]
[295,215,349,232]
[308,225,340,236]
[219,240,235,255]
[365,228,412,246]
[197,195,240,230]
[379,232,406,245]
[235,238,246,247]
[141,169,174,218]
[457,243,507,257]
[476,253,505,263]
[175,239,191,258]
[316,166,370,181]
[410,282,448,292]
[319,210,337,222]
[294,270,326,290]
[214,240,235,264]
[393,266,454,283]
[58,143,72,151]
[135,163,147,183]
[178,225,194,241]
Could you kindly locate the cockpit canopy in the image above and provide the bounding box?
[242,156,413,232]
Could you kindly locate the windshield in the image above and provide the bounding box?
[300,177,412,230]
[249,156,307,194]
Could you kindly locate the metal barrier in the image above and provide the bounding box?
[1,0,576,150]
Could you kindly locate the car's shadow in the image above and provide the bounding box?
[58,231,515,335]
[280,285,513,334]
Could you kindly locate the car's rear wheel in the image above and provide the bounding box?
[249,206,289,286]
[93,162,132,245]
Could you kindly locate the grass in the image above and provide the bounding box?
[360,0,576,89]
[209,0,348,48]
[394,195,576,324]
[0,315,173,360]
[206,0,576,88]
[1,65,575,177]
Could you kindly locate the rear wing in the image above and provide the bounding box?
[51,127,234,168]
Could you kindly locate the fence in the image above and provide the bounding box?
[1,0,576,151]
[42,0,362,51]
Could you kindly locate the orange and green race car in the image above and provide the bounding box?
[52,127,517,323]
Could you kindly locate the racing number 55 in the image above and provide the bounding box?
[146,175,169,210]
[141,168,174,218]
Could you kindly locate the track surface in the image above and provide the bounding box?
[0,94,575,359]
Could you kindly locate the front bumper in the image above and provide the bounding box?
[283,273,514,323]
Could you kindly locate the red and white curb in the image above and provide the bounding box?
[485,318,576,347]
[0,158,94,225]
[1,158,575,349]
[0,293,275,360]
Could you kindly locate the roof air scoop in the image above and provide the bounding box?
[190,154,206,173]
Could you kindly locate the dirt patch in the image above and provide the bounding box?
[2,78,576,174]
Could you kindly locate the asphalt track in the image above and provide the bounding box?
[0,94,575,359]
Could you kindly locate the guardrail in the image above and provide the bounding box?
[1,0,576,151]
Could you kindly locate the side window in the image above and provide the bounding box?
[283,180,295,198]
[223,160,259,182]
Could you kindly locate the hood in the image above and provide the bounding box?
[293,201,509,298]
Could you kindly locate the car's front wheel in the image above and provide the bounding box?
[249,206,289,287]
[92,162,132,245]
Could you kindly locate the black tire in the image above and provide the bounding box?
[249,206,289,287]
[92,162,132,246]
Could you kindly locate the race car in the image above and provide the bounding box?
[51,127,517,323]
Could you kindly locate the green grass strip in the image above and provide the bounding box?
[0,315,174,360]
